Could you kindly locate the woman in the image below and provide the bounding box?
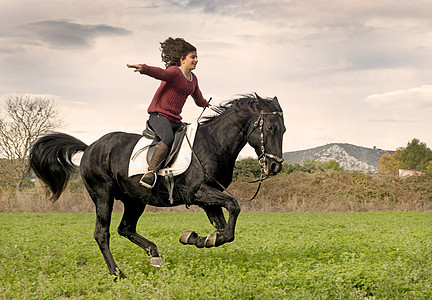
[127,37,210,189]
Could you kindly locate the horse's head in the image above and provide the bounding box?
[246,95,285,175]
[202,94,285,175]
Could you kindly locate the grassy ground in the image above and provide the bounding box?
[1,211,432,299]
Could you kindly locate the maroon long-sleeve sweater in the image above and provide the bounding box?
[139,64,209,123]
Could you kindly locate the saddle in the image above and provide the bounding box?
[143,121,187,169]
[128,121,199,205]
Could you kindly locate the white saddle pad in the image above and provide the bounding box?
[128,122,198,177]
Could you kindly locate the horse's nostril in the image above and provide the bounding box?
[270,162,282,174]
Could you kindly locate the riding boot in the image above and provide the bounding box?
[140,142,170,189]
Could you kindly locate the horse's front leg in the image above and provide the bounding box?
[179,185,240,248]
[203,205,227,231]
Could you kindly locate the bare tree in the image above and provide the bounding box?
[0,94,62,190]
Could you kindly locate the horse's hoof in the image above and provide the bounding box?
[150,256,162,268]
[113,269,127,281]
[179,231,197,245]
[204,232,217,248]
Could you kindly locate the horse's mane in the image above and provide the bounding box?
[199,94,281,125]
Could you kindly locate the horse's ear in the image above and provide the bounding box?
[272,96,282,110]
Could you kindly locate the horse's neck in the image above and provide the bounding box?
[201,112,250,159]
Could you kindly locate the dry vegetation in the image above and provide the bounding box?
[1,171,432,213]
[235,170,432,212]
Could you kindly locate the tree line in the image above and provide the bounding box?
[378,138,432,175]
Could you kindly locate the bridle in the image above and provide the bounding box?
[187,109,284,202]
[246,110,284,176]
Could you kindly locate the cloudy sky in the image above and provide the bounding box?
[1,0,432,157]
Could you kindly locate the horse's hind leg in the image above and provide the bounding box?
[91,189,126,279]
[117,200,162,267]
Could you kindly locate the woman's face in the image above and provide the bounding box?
[181,51,198,71]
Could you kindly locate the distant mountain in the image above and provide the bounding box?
[283,143,395,172]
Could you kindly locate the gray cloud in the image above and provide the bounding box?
[160,0,432,23]
[157,0,280,18]
[365,85,432,109]
[19,20,132,48]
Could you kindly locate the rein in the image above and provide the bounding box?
[186,110,284,202]
[185,135,265,202]
[197,97,212,122]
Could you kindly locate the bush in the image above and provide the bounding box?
[282,159,342,174]
[230,170,432,212]
[68,178,86,193]
[21,177,35,189]
[2,167,432,213]
[233,158,262,180]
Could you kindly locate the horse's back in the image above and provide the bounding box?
[80,131,141,178]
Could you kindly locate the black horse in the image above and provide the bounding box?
[29,94,285,279]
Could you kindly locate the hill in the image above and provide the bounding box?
[283,143,394,172]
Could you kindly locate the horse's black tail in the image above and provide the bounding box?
[29,132,88,202]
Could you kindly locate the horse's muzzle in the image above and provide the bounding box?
[266,156,284,175]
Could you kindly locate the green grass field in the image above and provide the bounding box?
[1,211,432,299]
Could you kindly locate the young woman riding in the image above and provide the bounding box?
[127,37,210,189]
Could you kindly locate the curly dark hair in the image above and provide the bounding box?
[160,37,197,68]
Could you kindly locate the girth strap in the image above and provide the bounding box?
[163,170,175,204]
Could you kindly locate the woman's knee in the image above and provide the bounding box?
[161,133,174,147]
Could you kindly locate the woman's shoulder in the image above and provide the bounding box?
[167,65,181,72]
[165,65,183,77]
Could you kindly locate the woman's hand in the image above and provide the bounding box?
[127,64,143,72]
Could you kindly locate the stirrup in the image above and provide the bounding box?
[140,172,157,189]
